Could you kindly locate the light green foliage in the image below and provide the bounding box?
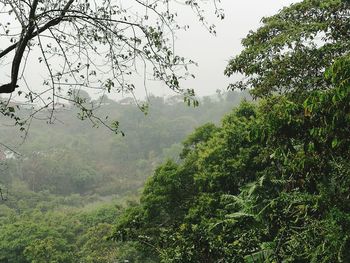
[0,199,121,263]
[77,223,118,263]
[24,237,73,263]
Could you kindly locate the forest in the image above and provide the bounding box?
[1,0,350,262]
[0,91,248,262]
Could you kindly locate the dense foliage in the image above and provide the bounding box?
[113,55,350,262]
[112,1,350,262]
[0,194,122,263]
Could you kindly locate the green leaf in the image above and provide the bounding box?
[332,138,339,148]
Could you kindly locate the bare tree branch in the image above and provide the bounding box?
[0,0,221,132]
[0,0,75,93]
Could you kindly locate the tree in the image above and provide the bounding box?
[0,0,223,131]
[112,1,350,261]
[225,0,350,99]
[113,63,350,261]
[77,223,118,263]
[24,237,73,263]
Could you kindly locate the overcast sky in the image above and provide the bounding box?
[1,0,302,101]
[144,0,301,98]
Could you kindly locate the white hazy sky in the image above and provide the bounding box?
[1,0,302,101]
[145,0,301,98]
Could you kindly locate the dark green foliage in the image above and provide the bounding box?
[113,53,350,261]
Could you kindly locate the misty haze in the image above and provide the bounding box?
[0,0,349,262]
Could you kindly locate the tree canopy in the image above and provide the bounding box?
[113,55,350,262]
[225,0,350,99]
